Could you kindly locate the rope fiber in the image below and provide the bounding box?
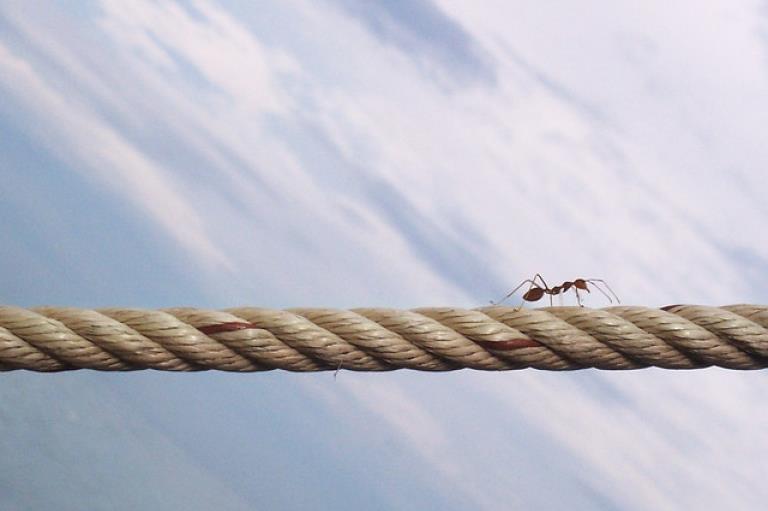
[2,305,768,372]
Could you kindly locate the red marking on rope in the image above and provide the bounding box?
[198,322,259,334]
[474,338,543,350]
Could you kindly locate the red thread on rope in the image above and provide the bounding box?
[197,322,260,334]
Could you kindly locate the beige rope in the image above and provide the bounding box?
[2,305,768,371]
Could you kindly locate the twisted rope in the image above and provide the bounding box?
[2,305,768,372]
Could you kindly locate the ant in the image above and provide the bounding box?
[491,273,620,308]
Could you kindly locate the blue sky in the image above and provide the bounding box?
[2,0,768,509]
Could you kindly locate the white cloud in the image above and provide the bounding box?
[5,1,768,508]
[470,369,768,509]
[286,0,759,307]
[0,0,469,306]
[341,378,451,458]
[97,0,298,117]
[0,41,232,270]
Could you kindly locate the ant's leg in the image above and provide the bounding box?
[587,279,620,303]
[491,279,535,306]
[532,273,549,291]
[575,288,583,307]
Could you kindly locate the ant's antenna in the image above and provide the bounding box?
[587,279,620,304]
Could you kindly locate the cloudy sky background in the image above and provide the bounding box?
[2,0,768,508]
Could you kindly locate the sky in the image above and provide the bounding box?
[2,0,768,509]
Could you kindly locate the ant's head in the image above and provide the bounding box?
[573,279,589,291]
[523,287,545,302]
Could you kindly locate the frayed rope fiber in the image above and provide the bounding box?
[2,305,768,372]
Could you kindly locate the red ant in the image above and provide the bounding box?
[491,273,620,307]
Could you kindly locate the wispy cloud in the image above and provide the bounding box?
[474,369,768,509]
[0,40,232,269]
[98,0,298,116]
[5,0,768,508]
[327,0,496,87]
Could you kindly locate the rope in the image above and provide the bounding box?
[2,305,768,372]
